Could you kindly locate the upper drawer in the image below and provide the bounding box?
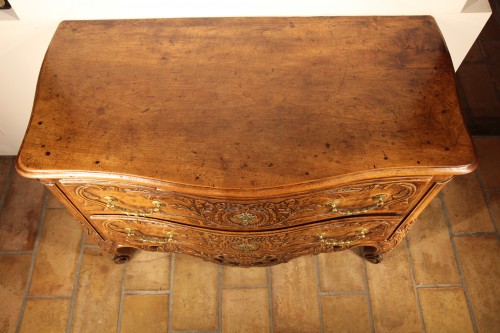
[60,177,431,231]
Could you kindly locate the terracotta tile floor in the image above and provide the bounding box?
[0,136,499,333]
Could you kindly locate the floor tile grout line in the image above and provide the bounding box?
[405,237,427,333]
[484,193,500,241]
[167,253,176,333]
[27,295,73,299]
[124,290,170,295]
[0,157,14,214]
[14,190,48,333]
[474,166,500,243]
[65,230,85,333]
[319,290,368,296]
[171,330,219,333]
[266,266,274,333]
[116,263,127,333]
[361,249,376,333]
[0,251,33,255]
[439,193,479,333]
[453,232,497,237]
[217,265,222,333]
[46,206,74,210]
[473,169,500,241]
[414,283,463,289]
[314,255,324,333]
[222,285,269,289]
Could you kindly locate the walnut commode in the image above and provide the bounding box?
[17,17,476,266]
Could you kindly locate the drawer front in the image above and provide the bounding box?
[62,177,430,231]
[90,215,401,266]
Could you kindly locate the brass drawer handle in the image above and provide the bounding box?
[326,194,387,216]
[124,227,175,244]
[103,196,166,217]
[317,228,367,246]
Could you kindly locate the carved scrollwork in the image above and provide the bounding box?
[96,216,396,266]
[169,195,319,227]
[70,179,423,230]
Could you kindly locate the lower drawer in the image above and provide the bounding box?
[90,215,400,266]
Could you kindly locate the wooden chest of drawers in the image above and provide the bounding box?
[16,17,476,266]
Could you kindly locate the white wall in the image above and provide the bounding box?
[0,0,491,155]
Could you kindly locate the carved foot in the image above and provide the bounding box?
[364,252,383,264]
[113,254,131,264]
[362,246,384,264]
[112,247,137,264]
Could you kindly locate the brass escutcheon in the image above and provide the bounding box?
[233,212,258,225]
[238,243,257,252]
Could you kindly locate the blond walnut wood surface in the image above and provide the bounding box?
[16,17,476,266]
[17,16,475,192]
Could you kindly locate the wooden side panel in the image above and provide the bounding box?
[41,180,114,253]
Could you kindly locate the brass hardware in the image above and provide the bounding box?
[326,194,387,215]
[103,195,117,203]
[123,227,175,244]
[165,231,175,243]
[233,212,258,225]
[317,228,367,246]
[103,196,166,217]
[233,239,258,252]
[238,243,257,252]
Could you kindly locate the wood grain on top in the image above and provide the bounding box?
[17,17,476,189]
